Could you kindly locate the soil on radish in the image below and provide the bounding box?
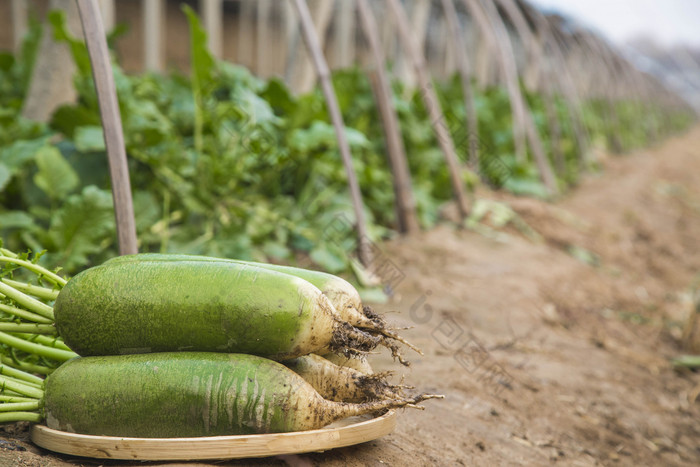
[3,127,700,465]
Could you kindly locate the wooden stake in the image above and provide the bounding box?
[496,0,541,90]
[334,0,356,69]
[256,0,273,78]
[496,0,563,175]
[386,0,471,219]
[98,0,114,33]
[143,0,164,72]
[284,0,300,81]
[357,0,419,234]
[237,0,256,70]
[462,0,526,162]
[76,0,138,255]
[573,31,623,151]
[463,0,558,195]
[439,0,479,168]
[291,0,370,265]
[394,0,431,89]
[291,0,335,94]
[201,0,223,59]
[11,0,27,52]
[523,2,590,166]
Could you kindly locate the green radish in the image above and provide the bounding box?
[0,352,441,437]
[103,254,421,361]
[228,262,420,356]
[104,254,368,324]
[284,354,409,403]
[54,259,382,360]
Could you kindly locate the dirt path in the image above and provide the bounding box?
[3,127,700,466]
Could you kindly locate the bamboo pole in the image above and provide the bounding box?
[237,0,256,69]
[76,0,138,255]
[462,0,526,162]
[496,0,541,89]
[496,0,564,174]
[291,0,370,265]
[256,0,273,78]
[143,0,164,72]
[439,0,479,168]
[386,0,471,219]
[291,0,335,94]
[441,13,456,77]
[11,0,27,52]
[463,0,558,195]
[357,0,419,234]
[334,0,356,69]
[378,2,397,74]
[21,0,79,122]
[432,13,450,78]
[522,1,589,166]
[468,1,499,88]
[98,0,114,32]
[571,30,623,151]
[284,0,300,80]
[201,0,223,60]
[395,0,431,88]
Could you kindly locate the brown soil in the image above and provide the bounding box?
[3,127,700,466]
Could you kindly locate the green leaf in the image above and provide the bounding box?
[48,186,115,271]
[74,126,106,152]
[262,241,291,261]
[48,11,91,76]
[132,191,160,232]
[0,53,14,73]
[236,88,280,126]
[0,163,11,191]
[0,137,49,171]
[503,178,550,199]
[567,245,600,267]
[289,121,369,153]
[182,5,217,154]
[0,211,37,230]
[182,5,216,90]
[310,245,347,273]
[17,16,43,92]
[33,146,79,200]
[358,287,389,304]
[49,105,101,138]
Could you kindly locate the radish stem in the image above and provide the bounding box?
[0,256,66,287]
[0,248,17,258]
[0,374,44,399]
[0,356,54,376]
[673,355,700,368]
[0,412,42,423]
[11,333,72,351]
[0,282,55,319]
[0,331,78,362]
[0,364,44,386]
[1,278,60,301]
[0,401,41,412]
[0,303,54,324]
[0,323,57,334]
[0,395,35,403]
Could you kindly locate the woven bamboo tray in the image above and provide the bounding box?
[31,410,396,461]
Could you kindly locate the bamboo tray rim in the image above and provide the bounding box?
[31,410,397,461]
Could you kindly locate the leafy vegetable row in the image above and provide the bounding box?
[0,10,694,279]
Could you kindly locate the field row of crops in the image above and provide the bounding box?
[0,11,695,278]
